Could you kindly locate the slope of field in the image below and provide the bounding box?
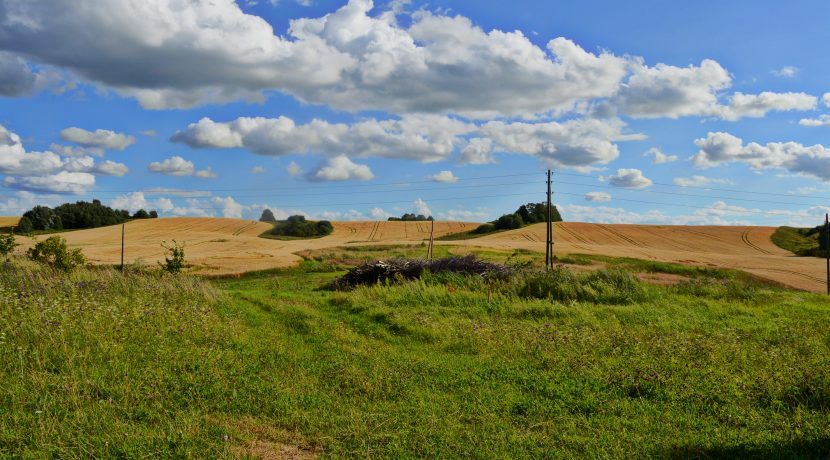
[12,218,827,291]
[16,218,475,275]
[459,222,826,293]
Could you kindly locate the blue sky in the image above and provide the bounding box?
[1,0,830,225]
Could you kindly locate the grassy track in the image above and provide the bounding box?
[1,248,829,457]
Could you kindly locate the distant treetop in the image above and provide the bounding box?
[388,213,433,222]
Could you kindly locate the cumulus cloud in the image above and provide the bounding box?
[309,155,373,181]
[602,59,816,120]
[607,168,652,189]
[824,93,830,107]
[412,198,431,216]
[148,156,215,178]
[585,191,611,202]
[369,207,391,219]
[558,202,754,226]
[250,166,265,174]
[0,124,127,193]
[172,115,473,163]
[644,147,678,164]
[460,138,495,164]
[693,131,830,181]
[437,209,490,221]
[719,92,816,121]
[429,170,458,183]
[799,114,830,127]
[673,175,733,187]
[60,127,135,150]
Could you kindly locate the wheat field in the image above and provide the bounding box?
[12,217,827,291]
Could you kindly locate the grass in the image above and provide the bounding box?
[772,226,825,257]
[1,249,829,457]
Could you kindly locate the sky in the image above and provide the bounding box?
[1,0,830,226]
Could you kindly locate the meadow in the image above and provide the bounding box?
[1,244,829,458]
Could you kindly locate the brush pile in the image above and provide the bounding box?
[334,255,510,289]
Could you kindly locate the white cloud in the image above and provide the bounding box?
[413,198,431,216]
[195,166,217,179]
[94,160,129,177]
[608,168,652,189]
[172,114,473,163]
[644,147,678,164]
[772,66,799,78]
[476,118,633,168]
[585,191,611,202]
[460,138,495,165]
[799,114,830,127]
[48,143,104,157]
[719,92,816,121]
[0,124,126,193]
[211,196,244,218]
[287,161,302,176]
[3,171,96,194]
[0,191,65,215]
[148,156,215,178]
[109,192,170,213]
[429,170,458,183]
[250,166,265,174]
[369,207,391,219]
[309,155,373,181]
[148,156,195,176]
[673,175,733,187]
[693,131,830,181]
[824,93,830,107]
[60,127,136,150]
[608,59,731,119]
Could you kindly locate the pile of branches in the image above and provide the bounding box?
[333,255,510,290]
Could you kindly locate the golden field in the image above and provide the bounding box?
[12,217,826,292]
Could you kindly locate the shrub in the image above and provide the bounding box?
[16,216,33,234]
[269,215,334,238]
[260,209,277,223]
[27,236,86,271]
[0,234,18,259]
[471,223,496,234]
[494,213,523,230]
[23,205,62,231]
[160,240,186,274]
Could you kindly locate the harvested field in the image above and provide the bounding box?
[0,216,20,228]
[11,218,828,291]
[14,218,475,276]
[457,222,826,293]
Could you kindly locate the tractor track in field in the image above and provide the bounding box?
[741,229,773,254]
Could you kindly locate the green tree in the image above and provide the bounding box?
[23,206,61,231]
[16,216,33,234]
[133,209,150,219]
[0,234,18,260]
[27,236,85,271]
[160,240,186,274]
[260,209,277,223]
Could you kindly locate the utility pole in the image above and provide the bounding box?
[549,170,554,270]
[825,213,829,295]
[546,170,553,270]
[428,219,435,260]
[121,223,125,273]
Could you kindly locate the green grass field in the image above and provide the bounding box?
[772,226,825,257]
[1,247,829,458]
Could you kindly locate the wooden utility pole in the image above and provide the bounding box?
[546,170,553,270]
[120,223,125,273]
[549,170,554,270]
[428,219,435,260]
[825,213,829,294]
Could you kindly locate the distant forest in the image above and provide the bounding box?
[388,213,433,222]
[17,200,157,233]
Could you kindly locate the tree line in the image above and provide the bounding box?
[472,202,562,234]
[260,210,334,238]
[17,200,157,233]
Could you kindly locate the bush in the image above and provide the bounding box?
[23,206,62,231]
[16,216,33,234]
[494,213,524,230]
[388,213,433,221]
[513,268,648,305]
[0,234,18,259]
[269,215,334,238]
[260,209,277,223]
[27,236,86,271]
[160,240,186,274]
[471,223,496,234]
